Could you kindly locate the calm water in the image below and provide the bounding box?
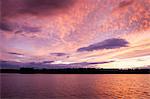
[1,74,150,99]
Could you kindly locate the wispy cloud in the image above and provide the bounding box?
[42,61,54,64]
[7,52,24,56]
[21,26,41,33]
[77,38,129,52]
[50,52,67,56]
[87,61,115,65]
[50,60,114,65]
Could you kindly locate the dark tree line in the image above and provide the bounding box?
[1,67,150,74]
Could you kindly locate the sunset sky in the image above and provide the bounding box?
[0,0,150,69]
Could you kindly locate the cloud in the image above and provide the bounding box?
[77,38,129,52]
[51,60,114,65]
[0,60,114,69]
[118,0,133,8]
[21,26,41,33]
[0,22,13,31]
[0,21,41,35]
[58,60,114,68]
[45,60,115,68]
[42,61,54,64]
[7,52,24,56]
[24,0,74,9]
[0,21,20,33]
[1,0,75,17]
[50,53,67,56]
[87,61,115,65]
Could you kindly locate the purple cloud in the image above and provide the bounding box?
[118,0,133,8]
[50,53,67,56]
[42,61,54,64]
[0,21,41,34]
[77,38,129,52]
[7,52,24,56]
[87,61,114,65]
[0,60,114,69]
[0,22,13,31]
[1,0,75,17]
[21,26,41,33]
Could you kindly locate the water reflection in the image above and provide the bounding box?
[94,74,150,99]
[1,74,150,99]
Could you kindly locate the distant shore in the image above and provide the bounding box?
[0,68,150,74]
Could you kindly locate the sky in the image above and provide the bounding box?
[0,0,150,69]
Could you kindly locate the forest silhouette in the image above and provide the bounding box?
[1,67,150,74]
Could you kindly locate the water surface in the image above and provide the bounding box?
[1,74,150,99]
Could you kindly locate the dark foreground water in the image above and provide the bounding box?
[1,74,150,99]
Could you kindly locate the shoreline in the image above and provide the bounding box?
[1,68,150,74]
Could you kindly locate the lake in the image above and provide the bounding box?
[1,74,150,99]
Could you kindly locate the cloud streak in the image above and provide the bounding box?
[21,26,41,33]
[7,52,24,56]
[87,61,115,65]
[77,38,129,52]
[50,52,67,56]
